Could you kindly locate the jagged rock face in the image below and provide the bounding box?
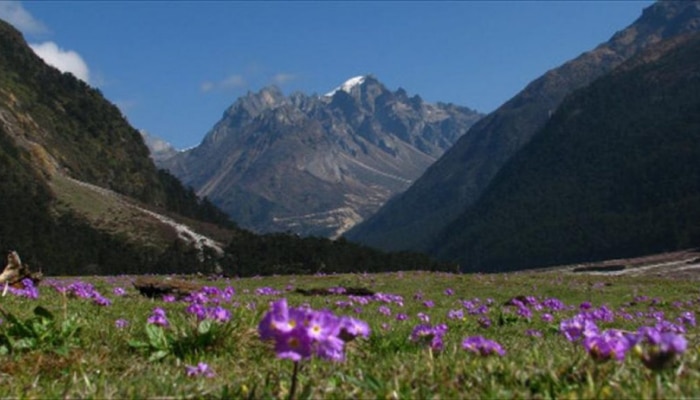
[345,0,700,252]
[160,76,482,238]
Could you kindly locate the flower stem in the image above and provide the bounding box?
[288,361,299,400]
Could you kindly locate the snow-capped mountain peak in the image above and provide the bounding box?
[324,75,367,97]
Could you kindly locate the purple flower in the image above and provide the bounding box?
[677,311,696,328]
[115,318,129,329]
[315,334,345,362]
[560,315,598,342]
[417,312,430,323]
[306,310,340,341]
[423,300,435,308]
[478,316,492,329]
[255,287,281,296]
[185,362,215,378]
[210,306,231,323]
[328,287,347,295]
[410,323,447,351]
[147,307,169,328]
[396,313,408,322]
[275,327,313,361]
[656,320,685,334]
[586,305,615,322]
[186,303,207,321]
[92,294,112,307]
[112,287,126,296]
[378,305,391,316]
[187,292,209,305]
[8,278,39,299]
[542,298,566,311]
[447,309,464,320]
[258,299,296,340]
[444,288,454,296]
[516,306,532,319]
[258,298,368,362]
[56,281,110,306]
[338,316,371,342]
[583,329,632,362]
[218,286,235,301]
[462,336,505,356]
[461,300,478,310]
[634,326,687,370]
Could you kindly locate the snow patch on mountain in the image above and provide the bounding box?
[325,75,367,97]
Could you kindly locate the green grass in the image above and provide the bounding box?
[0,271,698,398]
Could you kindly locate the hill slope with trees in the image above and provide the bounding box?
[431,32,700,272]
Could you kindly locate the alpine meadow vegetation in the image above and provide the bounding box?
[0,270,698,398]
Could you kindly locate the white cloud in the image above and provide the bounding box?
[271,73,297,85]
[200,71,297,93]
[200,81,214,92]
[201,74,246,93]
[0,1,47,34]
[221,74,246,89]
[29,41,90,83]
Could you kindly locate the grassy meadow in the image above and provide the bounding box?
[0,270,698,398]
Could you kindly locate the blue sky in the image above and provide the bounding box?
[2,1,653,150]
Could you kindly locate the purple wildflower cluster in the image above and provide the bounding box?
[147,307,170,327]
[6,278,39,299]
[258,298,370,362]
[636,326,688,370]
[462,336,506,356]
[177,286,238,323]
[255,287,281,296]
[560,311,689,367]
[52,280,111,306]
[410,323,448,351]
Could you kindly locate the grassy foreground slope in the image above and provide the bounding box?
[0,269,697,398]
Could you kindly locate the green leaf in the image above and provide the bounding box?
[145,323,167,348]
[148,349,169,362]
[33,306,54,321]
[13,337,36,350]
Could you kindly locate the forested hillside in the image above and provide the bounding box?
[432,32,700,272]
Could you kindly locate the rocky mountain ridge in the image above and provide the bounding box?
[160,75,482,238]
